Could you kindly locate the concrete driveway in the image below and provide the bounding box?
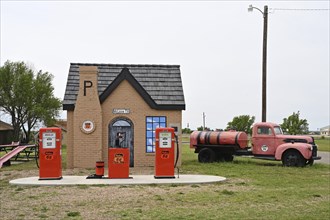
[315,151,330,165]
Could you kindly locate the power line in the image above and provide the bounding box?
[268,8,330,15]
[271,8,330,11]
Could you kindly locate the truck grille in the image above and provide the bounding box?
[312,145,318,157]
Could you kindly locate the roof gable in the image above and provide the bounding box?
[99,67,159,108]
[63,63,185,110]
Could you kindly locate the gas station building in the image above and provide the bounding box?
[63,63,185,168]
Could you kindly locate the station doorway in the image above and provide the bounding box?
[109,118,134,167]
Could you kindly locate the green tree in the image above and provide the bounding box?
[197,126,204,131]
[0,61,61,142]
[226,115,255,135]
[182,128,192,134]
[280,111,309,135]
[197,126,211,131]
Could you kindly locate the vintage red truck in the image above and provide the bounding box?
[190,122,321,167]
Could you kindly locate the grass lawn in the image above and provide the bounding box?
[315,138,330,152]
[0,142,329,219]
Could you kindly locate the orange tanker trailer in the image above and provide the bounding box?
[190,130,248,162]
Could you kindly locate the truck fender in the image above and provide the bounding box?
[275,143,313,161]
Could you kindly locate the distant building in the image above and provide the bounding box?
[320,125,330,136]
[0,120,14,145]
[63,63,185,168]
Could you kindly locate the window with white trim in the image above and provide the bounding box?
[146,116,166,153]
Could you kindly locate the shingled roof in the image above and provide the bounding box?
[63,63,185,111]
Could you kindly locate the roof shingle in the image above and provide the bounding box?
[63,63,185,110]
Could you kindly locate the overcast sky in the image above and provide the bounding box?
[1,0,329,131]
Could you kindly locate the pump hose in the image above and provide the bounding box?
[35,143,39,168]
[34,133,39,168]
[174,135,180,178]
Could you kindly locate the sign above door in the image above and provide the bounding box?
[112,109,130,114]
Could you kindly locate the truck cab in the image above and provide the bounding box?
[251,122,320,166]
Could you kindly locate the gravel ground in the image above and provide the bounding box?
[315,151,330,164]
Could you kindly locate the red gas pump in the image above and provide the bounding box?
[39,127,62,180]
[108,148,130,179]
[154,127,175,179]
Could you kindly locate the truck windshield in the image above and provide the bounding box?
[274,126,283,135]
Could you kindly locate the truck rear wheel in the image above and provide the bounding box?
[282,150,306,167]
[198,148,215,163]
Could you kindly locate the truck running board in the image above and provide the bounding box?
[234,149,253,156]
[252,156,276,161]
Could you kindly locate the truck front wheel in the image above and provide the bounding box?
[282,150,306,167]
[306,159,314,166]
[198,148,215,163]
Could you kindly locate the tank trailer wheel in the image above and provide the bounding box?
[198,148,215,163]
[214,152,234,162]
[215,152,224,162]
[282,150,306,167]
[223,154,234,162]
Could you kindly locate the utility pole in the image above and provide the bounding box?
[248,5,268,122]
[262,5,268,122]
[203,112,206,130]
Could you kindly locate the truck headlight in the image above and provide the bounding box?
[309,145,313,151]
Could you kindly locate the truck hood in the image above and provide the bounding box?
[276,134,314,145]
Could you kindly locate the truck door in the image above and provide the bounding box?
[252,126,276,155]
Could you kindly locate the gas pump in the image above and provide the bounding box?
[154,127,178,179]
[108,132,130,179]
[39,127,62,180]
